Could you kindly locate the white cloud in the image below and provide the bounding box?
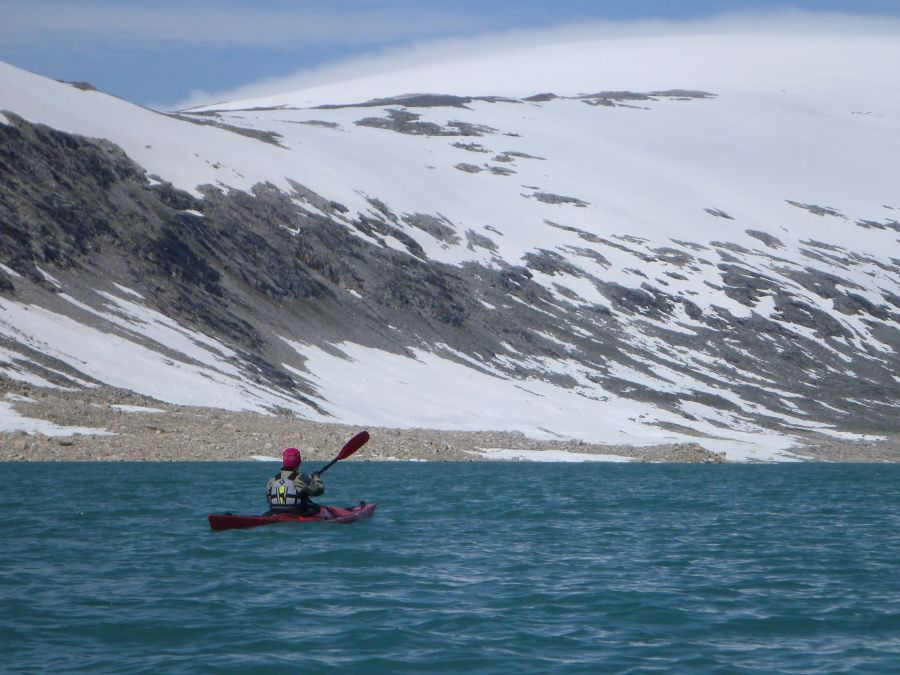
[168,11,900,110]
[1,0,474,47]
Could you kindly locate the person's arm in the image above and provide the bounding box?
[296,473,325,497]
[309,472,325,497]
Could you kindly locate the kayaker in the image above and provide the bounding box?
[265,447,324,516]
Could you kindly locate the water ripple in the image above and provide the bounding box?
[1,462,899,672]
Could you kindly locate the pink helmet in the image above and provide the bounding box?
[282,447,301,470]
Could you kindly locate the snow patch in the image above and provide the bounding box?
[35,266,61,288]
[287,340,802,461]
[0,401,111,436]
[4,393,38,403]
[112,283,144,299]
[0,297,314,414]
[816,430,887,442]
[472,447,636,462]
[0,262,21,278]
[109,404,167,413]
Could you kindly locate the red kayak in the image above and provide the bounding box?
[208,503,376,531]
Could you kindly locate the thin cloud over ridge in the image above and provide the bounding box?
[1,0,476,47]
[167,11,900,110]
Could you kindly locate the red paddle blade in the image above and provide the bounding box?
[337,430,370,460]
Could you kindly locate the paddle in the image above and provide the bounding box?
[315,430,370,477]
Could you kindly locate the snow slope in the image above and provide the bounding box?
[1,27,899,461]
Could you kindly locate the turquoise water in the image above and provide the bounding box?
[2,462,899,673]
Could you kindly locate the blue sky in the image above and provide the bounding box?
[3,0,899,109]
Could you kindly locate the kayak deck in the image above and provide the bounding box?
[208,502,376,531]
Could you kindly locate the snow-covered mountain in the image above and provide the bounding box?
[1,30,899,461]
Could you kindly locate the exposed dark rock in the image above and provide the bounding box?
[356,109,445,136]
[778,267,861,300]
[522,249,583,276]
[800,239,844,252]
[475,96,521,104]
[288,180,349,216]
[705,208,734,219]
[786,200,846,219]
[679,297,703,319]
[583,98,619,108]
[170,113,285,147]
[145,228,222,295]
[523,93,558,102]
[576,90,715,109]
[545,221,602,244]
[670,239,709,251]
[319,94,475,109]
[649,90,717,99]
[598,237,656,262]
[295,120,339,129]
[745,230,784,249]
[597,282,674,319]
[579,91,653,101]
[651,247,695,266]
[0,112,141,275]
[856,218,900,232]
[712,241,751,255]
[465,230,497,252]
[403,213,461,246]
[359,111,500,137]
[488,166,516,176]
[833,293,890,320]
[616,234,650,245]
[800,247,850,267]
[505,151,545,160]
[552,283,583,301]
[490,151,545,163]
[366,197,399,223]
[562,245,610,268]
[455,163,482,174]
[452,142,490,153]
[446,121,498,136]
[354,213,426,259]
[529,192,589,207]
[0,270,14,293]
[149,181,204,212]
[773,298,850,338]
[718,264,779,306]
[494,265,534,293]
[64,81,97,91]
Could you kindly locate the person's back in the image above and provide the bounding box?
[266,447,324,515]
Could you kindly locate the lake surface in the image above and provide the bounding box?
[2,462,899,673]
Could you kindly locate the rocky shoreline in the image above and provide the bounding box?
[2,385,898,463]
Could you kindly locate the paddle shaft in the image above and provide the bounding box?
[316,430,369,476]
[317,456,341,476]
